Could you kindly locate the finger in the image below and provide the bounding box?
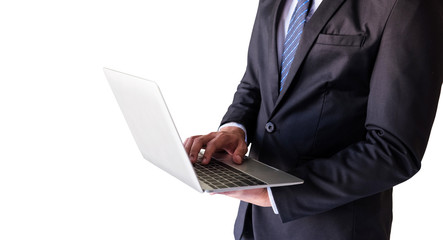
[226,138,246,164]
[189,133,216,163]
[233,150,246,165]
[231,140,247,164]
[202,132,239,164]
[215,188,270,207]
[203,132,247,165]
[216,190,244,199]
[184,136,199,156]
[202,138,222,165]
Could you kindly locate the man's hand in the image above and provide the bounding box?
[184,126,247,165]
[216,188,271,207]
[185,127,272,208]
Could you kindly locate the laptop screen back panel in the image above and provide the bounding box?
[105,68,203,193]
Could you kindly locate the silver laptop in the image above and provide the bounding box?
[104,68,303,193]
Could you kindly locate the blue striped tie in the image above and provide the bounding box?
[280,0,311,92]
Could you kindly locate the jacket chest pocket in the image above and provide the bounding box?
[316,33,366,47]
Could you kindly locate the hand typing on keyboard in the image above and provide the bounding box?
[184,126,271,208]
[184,126,247,165]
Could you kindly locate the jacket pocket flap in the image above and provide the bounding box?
[316,34,366,47]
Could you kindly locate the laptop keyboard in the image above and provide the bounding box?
[193,159,266,189]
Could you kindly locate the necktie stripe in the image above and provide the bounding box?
[282,27,304,58]
[283,17,307,50]
[286,9,309,35]
[281,42,301,72]
[279,0,310,92]
[287,0,310,24]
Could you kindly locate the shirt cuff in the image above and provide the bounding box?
[219,122,248,143]
[267,187,279,214]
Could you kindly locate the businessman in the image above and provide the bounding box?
[185,0,443,239]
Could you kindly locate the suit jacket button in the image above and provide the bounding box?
[265,122,275,133]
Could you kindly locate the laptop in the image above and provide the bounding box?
[104,68,303,193]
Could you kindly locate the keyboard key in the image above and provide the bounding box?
[193,159,266,189]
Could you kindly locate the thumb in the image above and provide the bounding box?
[232,144,247,164]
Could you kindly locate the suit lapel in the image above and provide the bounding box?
[273,0,346,110]
[269,0,286,104]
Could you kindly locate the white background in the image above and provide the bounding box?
[0,1,441,239]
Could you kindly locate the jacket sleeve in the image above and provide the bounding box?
[220,5,263,141]
[271,0,443,222]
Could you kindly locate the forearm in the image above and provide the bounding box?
[272,127,421,222]
[220,75,261,138]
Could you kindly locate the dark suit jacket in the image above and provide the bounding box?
[220,0,443,239]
